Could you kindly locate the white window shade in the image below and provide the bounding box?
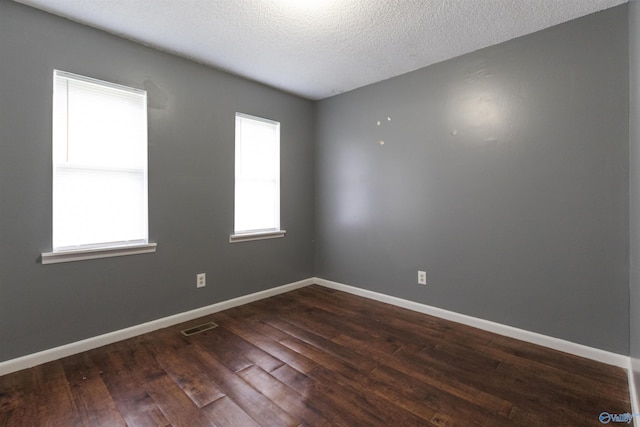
[234,113,282,237]
[51,70,149,252]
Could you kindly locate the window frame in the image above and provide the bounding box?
[41,70,156,264]
[230,112,286,243]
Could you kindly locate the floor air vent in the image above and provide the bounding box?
[180,321,218,336]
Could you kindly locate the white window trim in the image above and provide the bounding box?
[231,113,284,242]
[42,243,157,265]
[43,70,156,263]
[229,230,287,243]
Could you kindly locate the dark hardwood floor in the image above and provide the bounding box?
[0,284,631,426]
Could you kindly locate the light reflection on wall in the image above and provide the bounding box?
[451,89,506,144]
[274,0,339,14]
[336,145,371,227]
[461,92,502,130]
[447,64,509,144]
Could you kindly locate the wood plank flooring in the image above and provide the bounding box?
[0,284,631,426]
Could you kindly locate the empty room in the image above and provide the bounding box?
[2,0,640,425]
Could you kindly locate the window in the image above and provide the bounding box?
[42,70,156,264]
[230,113,285,242]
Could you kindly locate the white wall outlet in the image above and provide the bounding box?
[196,273,206,288]
[418,270,427,285]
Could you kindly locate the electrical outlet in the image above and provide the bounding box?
[196,273,206,288]
[418,270,426,285]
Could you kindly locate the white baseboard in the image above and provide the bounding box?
[315,278,640,419]
[0,278,313,376]
[2,275,636,423]
[0,276,631,376]
[313,278,629,368]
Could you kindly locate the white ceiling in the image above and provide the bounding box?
[14,0,627,100]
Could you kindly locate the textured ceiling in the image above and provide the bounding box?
[14,0,627,100]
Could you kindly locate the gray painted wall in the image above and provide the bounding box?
[0,0,632,363]
[316,6,629,354]
[0,0,315,362]
[629,0,640,409]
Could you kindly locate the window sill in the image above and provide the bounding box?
[229,230,286,243]
[41,243,157,265]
